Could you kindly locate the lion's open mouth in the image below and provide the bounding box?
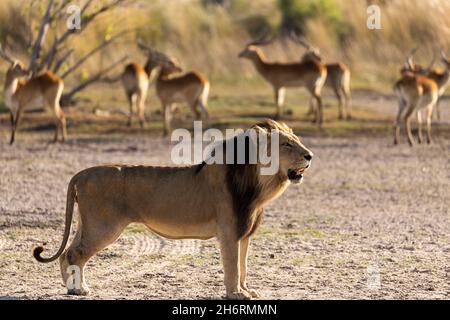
[287,167,308,184]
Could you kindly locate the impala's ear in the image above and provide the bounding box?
[441,49,449,62]
[11,60,21,69]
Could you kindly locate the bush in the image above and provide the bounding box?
[278,0,347,37]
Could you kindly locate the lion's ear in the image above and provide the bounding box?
[279,122,293,134]
[253,125,269,136]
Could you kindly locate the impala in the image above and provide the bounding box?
[137,43,210,136]
[0,46,66,145]
[402,49,450,121]
[400,49,429,75]
[394,69,438,146]
[238,36,327,123]
[120,41,156,128]
[290,35,352,120]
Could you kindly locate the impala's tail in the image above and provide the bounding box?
[33,179,77,263]
[197,79,210,119]
[342,69,351,98]
[200,80,210,108]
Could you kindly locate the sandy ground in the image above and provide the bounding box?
[0,128,449,299]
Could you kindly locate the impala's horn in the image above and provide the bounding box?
[246,27,274,47]
[0,43,16,64]
[406,48,417,71]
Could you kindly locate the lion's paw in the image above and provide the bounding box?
[67,286,90,296]
[246,289,261,298]
[226,291,252,300]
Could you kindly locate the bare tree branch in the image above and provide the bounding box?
[61,29,131,79]
[50,0,72,21]
[61,55,128,106]
[29,0,54,73]
[0,43,16,64]
[7,0,133,106]
[38,0,127,73]
[52,48,74,73]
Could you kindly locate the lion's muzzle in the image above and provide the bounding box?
[288,167,306,184]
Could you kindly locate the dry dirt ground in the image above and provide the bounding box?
[0,133,449,300]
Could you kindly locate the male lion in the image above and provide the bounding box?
[33,119,313,300]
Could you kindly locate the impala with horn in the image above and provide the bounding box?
[238,33,327,123]
[402,49,450,121]
[137,42,210,136]
[290,34,352,120]
[0,45,66,144]
[120,40,155,128]
[394,69,438,146]
[400,48,429,74]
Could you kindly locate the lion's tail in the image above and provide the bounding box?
[33,178,77,263]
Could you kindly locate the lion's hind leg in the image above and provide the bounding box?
[59,210,129,296]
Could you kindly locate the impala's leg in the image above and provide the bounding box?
[50,106,62,142]
[137,91,147,128]
[197,89,210,120]
[9,111,15,142]
[343,87,352,120]
[426,103,434,144]
[313,93,324,125]
[333,86,344,120]
[9,111,13,128]
[60,215,128,296]
[53,115,60,142]
[239,237,260,298]
[394,98,407,145]
[404,107,416,147]
[345,94,352,120]
[9,111,16,145]
[126,92,134,127]
[59,111,67,142]
[274,87,285,119]
[417,110,424,144]
[54,83,66,142]
[10,106,23,145]
[197,100,209,120]
[190,100,202,120]
[48,99,64,142]
[306,97,315,116]
[435,98,441,122]
[308,84,323,125]
[162,103,172,137]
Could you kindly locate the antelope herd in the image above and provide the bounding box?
[0,35,448,146]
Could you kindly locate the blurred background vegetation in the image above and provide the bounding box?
[0,0,449,88]
[0,0,449,136]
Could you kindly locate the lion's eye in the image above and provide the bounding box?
[282,142,293,148]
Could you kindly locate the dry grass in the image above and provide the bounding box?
[0,0,450,139]
[1,0,450,88]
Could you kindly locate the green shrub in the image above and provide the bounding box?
[278,0,347,37]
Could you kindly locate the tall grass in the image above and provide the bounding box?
[0,0,450,91]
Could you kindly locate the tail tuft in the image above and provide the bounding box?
[33,246,46,262]
[33,177,77,264]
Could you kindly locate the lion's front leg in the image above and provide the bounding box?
[240,236,260,298]
[218,234,252,300]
